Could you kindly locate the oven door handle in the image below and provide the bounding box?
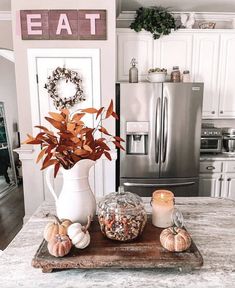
[201,137,222,140]
[123,181,195,188]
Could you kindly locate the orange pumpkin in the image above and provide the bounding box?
[47,234,72,257]
[44,215,72,242]
[160,227,191,252]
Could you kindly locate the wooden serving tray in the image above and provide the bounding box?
[32,217,203,273]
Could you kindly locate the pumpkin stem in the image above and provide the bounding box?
[82,215,92,233]
[172,226,178,235]
[52,214,62,225]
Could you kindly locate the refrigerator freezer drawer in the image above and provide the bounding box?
[120,178,199,197]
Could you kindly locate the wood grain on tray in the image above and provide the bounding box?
[32,217,203,273]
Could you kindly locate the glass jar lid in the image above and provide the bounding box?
[98,186,145,214]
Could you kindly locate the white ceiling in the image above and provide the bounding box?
[119,0,235,12]
[0,0,10,11]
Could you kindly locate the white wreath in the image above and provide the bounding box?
[44,67,85,110]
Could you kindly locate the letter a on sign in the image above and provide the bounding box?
[56,14,72,35]
[49,10,78,40]
[78,10,107,40]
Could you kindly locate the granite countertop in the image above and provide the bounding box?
[0,197,235,288]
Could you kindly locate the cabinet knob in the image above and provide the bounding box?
[219,177,224,181]
[220,111,223,114]
[206,166,215,170]
[211,111,215,114]
[227,178,231,182]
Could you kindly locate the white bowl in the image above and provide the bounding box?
[146,72,166,83]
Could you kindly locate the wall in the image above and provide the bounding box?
[0,0,11,11]
[11,0,116,220]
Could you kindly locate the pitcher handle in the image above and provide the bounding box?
[46,166,58,202]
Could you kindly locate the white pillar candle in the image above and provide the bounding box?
[152,190,174,228]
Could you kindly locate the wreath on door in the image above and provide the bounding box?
[44,67,85,110]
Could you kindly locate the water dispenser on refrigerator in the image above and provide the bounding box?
[126,122,149,155]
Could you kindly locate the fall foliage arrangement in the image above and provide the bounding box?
[24,100,124,177]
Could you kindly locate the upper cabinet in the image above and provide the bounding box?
[117,31,153,81]
[154,33,193,74]
[193,34,220,118]
[218,34,235,118]
[116,29,235,119]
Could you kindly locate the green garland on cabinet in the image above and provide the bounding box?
[130,7,178,40]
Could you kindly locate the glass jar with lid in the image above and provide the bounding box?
[171,66,181,82]
[98,187,147,241]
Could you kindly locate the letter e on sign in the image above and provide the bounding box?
[20,10,49,40]
[78,10,107,40]
[49,10,78,40]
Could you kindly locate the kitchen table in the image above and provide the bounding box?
[0,197,235,288]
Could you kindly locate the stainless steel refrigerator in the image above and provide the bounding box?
[117,82,203,197]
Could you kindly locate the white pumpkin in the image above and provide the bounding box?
[67,216,91,249]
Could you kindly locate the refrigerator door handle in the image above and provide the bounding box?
[162,97,168,163]
[155,97,161,163]
[123,181,195,187]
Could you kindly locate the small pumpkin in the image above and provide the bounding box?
[44,215,72,242]
[160,227,191,252]
[67,216,91,249]
[47,234,72,257]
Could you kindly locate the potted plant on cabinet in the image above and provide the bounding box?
[24,100,124,224]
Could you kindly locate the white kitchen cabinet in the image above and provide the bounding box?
[218,34,235,118]
[223,174,235,200]
[199,159,235,198]
[193,34,220,118]
[154,33,193,74]
[116,29,235,119]
[199,174,222,197]
[117,31,153,81]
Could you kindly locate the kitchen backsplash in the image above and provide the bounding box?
[202,119,235,128]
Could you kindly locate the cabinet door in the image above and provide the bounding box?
[193,34,220,118]
[154,32,193,75]
[218,34,235,118]
[117,31,153,81]
[199,174,222,197]
[224,174,235,200]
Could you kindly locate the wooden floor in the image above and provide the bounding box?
[0,185,25,250]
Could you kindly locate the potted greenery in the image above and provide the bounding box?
[24,101,124,224]
[130,7,178,39]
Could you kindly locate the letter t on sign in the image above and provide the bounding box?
[85,14,100,35]
[78,10,107,40]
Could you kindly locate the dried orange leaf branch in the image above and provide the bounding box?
[24,100,124,177]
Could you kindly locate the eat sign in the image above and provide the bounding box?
[20,10,107,40]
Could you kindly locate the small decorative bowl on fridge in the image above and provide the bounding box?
[146,68,167,83]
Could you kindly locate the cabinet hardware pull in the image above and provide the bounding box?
[220,111,223,114]
[227,178,231,181]
[219,178,224,181]
[206,166,215,170]
[211,111,215,114]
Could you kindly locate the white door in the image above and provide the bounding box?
[35,52,102,201]
[218,34,235,118]
[154,32,193,75]
[199,174,222,197]
[117,30,153,81]
[193,34,220,118]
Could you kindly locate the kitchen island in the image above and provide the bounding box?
[0,197,234,288]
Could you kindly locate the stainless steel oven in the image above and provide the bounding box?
[200,127,222,153]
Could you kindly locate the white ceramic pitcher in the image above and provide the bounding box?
[46,159,96,225]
